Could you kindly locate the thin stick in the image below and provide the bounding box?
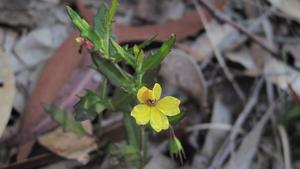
[197,0,278,56]
[192,0,246,102]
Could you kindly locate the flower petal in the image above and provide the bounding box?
[131,104,151,125]
[137,86,151,103]
[150,107,169,132]
[156,96,180,116]
[153,83,162,100]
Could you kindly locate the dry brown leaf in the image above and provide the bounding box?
[191,21,236,60]
[17,32,84,161]
[0,50,15,137]
[159,49,207,108]
[38,121,97,164]
[226,49,262,76]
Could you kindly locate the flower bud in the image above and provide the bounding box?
[168,136,186,164]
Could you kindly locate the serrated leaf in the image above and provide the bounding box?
[74,90,107,121]
[142,34,176,73]
[43,103,86,136]
[92,54,135,93]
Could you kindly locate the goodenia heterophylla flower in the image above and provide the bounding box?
[131,83,181,132]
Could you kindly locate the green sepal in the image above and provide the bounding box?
[43,103,87,136]
[142,34,176,73]
[169,136,184,154]
[168,111,186,126]
[74,90,108,121]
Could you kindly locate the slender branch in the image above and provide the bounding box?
[197,0,278,56]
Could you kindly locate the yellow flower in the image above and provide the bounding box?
[131,83,180,132]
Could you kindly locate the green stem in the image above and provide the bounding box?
[140,126,145,169]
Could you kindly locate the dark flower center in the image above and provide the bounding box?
[146,99,156,106]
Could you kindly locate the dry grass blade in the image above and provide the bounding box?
[278,125,292,169]
[192,0,246,102]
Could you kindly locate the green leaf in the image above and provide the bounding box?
[111,89,134,112]
[93,0,118,56]
[93,3,108,36]
[111,39,135,66]
[124,112,140,150]
[105,0,118,32]
[43,103,86,136]
[66,6,102,50]
[138,34,158,49]
[168,111,186,126]
[91,54,135,93]
[142,34,176,73]
[99,77,108,99]
[74,90,107,121]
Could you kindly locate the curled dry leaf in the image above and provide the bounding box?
[159,49,207,108]
[38,121,97,164]
[0,50,15,137]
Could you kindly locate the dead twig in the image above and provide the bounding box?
[197,0,278,56]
